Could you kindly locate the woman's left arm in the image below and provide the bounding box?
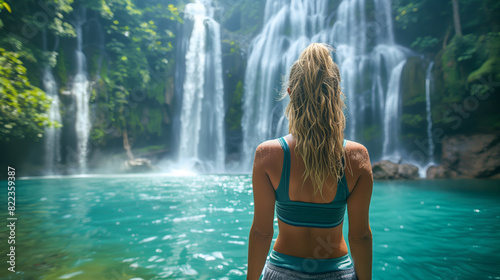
[247,143,276,280]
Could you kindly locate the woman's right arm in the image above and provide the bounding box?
[346,144,373,280]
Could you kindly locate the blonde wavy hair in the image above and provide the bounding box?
[282,43,346,199]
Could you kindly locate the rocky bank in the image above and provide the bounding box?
[427,134,500,179]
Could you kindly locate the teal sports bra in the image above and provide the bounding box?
[275,137,349,228]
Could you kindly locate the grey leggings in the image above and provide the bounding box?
[263,263,358,280]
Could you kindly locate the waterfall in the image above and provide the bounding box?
[72,7,90,173]
[42,67,62,174]
[178,0,225,172]
[382,59,406,160]
[41,29,62,175]
[425,61,435,163]
[242,1,328,169]
[241,0,407,170]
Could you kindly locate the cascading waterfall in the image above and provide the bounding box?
[425,61,435,163]
[178,0,225,171]
[242,0,408,169]
[410,61,437,177]
[371,0,407,160]
[242,0,328,169]
[382,59,406,160]
[41,29,62,175]
[42,67,62,174]
[72,7,91,173]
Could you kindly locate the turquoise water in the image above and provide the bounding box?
[0,175,499,279]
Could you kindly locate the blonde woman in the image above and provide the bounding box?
[247,43,373,280]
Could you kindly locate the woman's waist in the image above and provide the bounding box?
[275,220,347,254]
[268,248,353,274]
[273,228,348,260]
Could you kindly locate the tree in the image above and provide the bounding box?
[452,0,462,36]
[0,48,59,141]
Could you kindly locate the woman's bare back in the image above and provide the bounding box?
[263,134,370,259]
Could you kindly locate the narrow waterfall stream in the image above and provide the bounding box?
[72,7,91,173]
[178,0,226,172]
[42,67,62,175]
[425,61,435,163]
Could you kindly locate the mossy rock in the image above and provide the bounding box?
[467,58,499,83]
[401,56,427,107]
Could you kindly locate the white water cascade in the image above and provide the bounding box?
[178,0,225,171]
[242,0,408,169]
[72,7,91,173]
[42,67,62,174]
[382,59,406,160]
[425,61,435,163]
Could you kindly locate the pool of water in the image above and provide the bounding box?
[0,174,499,279]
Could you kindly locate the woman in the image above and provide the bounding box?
[247,43,373,280]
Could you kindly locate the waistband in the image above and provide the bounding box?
[268,250,353,274]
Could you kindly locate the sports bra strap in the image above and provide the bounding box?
[277,137,291,202]
[341,139,348,197]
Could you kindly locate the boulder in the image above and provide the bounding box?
[372,160,419,180]
[397,164,419,179]
[372,160,398,179]
[440,134,500,178]
[426,165,459,179]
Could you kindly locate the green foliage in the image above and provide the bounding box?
[362,124,381,142]
[55,50,68,85]
[226,81,244,131]
[401,114,424,128]
[146,107,163,136]
[0,0,12,13]
[469,84,490,97]
[82,0,182,145]
[134,144,166,155]
[411,36,439,52]
[468,58,494,82]
[393,1,423,30]
[229,41,237,54]
[0,0,76,95]
[453,34,479,62]
[467,32,500,83]
[0,48,59,141]
[223,39,241,56]
[439,32,499,104]
[440,35,474,103]
[0,0,10,28]
[0,0,75,41]
[393,0,500,136]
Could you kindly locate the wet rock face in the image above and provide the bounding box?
[439,134,500,178]
[397,163,420,179]
[372,160,398,180]
[372,160,419,180]
[369,134,500,180]
[426,165,459,179]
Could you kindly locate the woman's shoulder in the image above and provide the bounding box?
[344,140,371,173]
[344,140,368,154]
[255,138,284,157]
[254,138,285,168]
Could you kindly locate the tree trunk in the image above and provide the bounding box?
[123,129,134,160]
[443,27,452,49]
[452,0,462,36]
